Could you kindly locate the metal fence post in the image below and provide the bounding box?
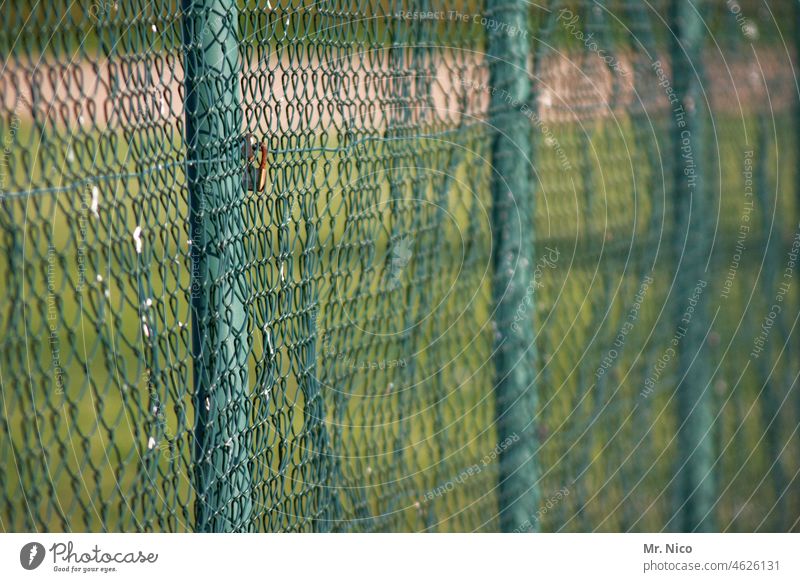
[670,0,716,532]
[487,0,540,532]
[183,0,253,532]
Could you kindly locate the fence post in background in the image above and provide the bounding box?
[183,0,253,532]
[794,1,800,464]
[486,0,540,532]
[669,0,716,532]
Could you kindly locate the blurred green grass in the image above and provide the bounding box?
[2,103,799,531]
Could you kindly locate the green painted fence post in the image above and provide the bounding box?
[486,0,540,532]
[183,0,253,532]
[669,0,716,532]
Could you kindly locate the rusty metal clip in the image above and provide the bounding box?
[242,134,268,192]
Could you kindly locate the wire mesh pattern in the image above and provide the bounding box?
[1,0,799,532]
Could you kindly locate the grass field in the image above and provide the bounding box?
[3,104,799,532]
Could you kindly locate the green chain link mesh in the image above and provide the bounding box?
[1,0,799,532]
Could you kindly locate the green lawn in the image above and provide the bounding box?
[2,101,799,532]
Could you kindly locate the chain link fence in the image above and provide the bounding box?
[1,0,798,532]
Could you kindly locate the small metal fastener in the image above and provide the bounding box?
[242,134,268,192]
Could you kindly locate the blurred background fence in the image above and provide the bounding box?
[1,0,799,532]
